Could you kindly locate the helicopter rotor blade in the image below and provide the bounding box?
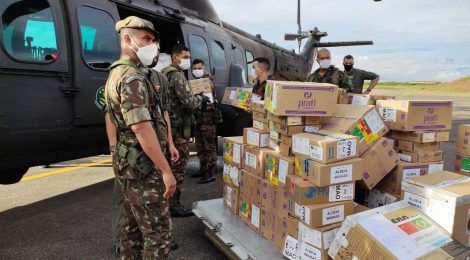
[314,41,374,47]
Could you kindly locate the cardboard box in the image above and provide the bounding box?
[455,153,470,175]
[289,199,354,228]
[456,124,470,156]
[295,156,363,186]
[321,104,389,155]
[242,146,270,178]
[189,78,212,94]
[252,120,269,132]
[221,87,262,110]
[287,214,299,238]
[260,209,276,241]
[250,100,266,114]
[328,201,470,260]
[265,80,338,116]
[398,150,443,163]
[269,120,321,137]
[277,188,290,219]
[265,151,295,187]
[249,203,261,233]
[299,222,342,250]
[366,189,400,209]
[223,184,240,215]
[282,235,299,260]
[239,170,262,205]
[377,100,453,131]
[348,93,395,106]
[402,172,470,247]
[394,139,440,152]
[243,128,269,148]
[270,138,293,157]
[238,194,250,226]
[391,130,450,143]
[274,217,288,249]
[353,203,369,214]
[261,179,277,212]
[286,175,355,205]
[223,136,244,168]
[222,163,240,187]
[298,241,329,260]
[252,111,268,123]
[267,113,321,126]
[376,161,443,195]
[337,88,349,104]
[359,137,400,190]
[292,131,359,164]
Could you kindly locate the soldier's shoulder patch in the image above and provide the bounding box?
[124,74,145,84]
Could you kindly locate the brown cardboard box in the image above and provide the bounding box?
[281,134,293,146]
[221,87,240,105]
[277,188,290,219]
[391,130,450,143]
[243,128,269,148]
[223,136,244,168]
[268,113,311,126]
[352,203,369,214]
[248,203,261,233]
[189,78,212,94]
[260,209,276,241]
[239,170,262,205]
[394,139,440,152]
[298,241,329,260]
[359,137,400,190]
[376,100,453,131]
[369,94,396,105]
[328,201,470,260]
[252,111,268,123]
[252,120,269,132]
[398,150,443,163]
[288,199,354,228]
[274,217,288,249]
[238,194,250,226]
[455,153,470,175]
[265,80,338,116]
[223,184,240,215]
[286,175,355,205]
[280,143,293,157]
[365,189,400,209]
[292,131,359,164]
[456,124,470,156]
[250,100,266,114]
[348,94,395,106]
[376,161,444,195]
[269,120,321,137]
[238,170,250,198]
[222,163,240,187]
[299,222,342,251]
[321,104,389,155]
[242,146,270,178]
[221,87,262,110]
[402,172,470,247]
[337,88,349,104]
[261,180,277,212]
[265,151,295,187]
[282,235,299,260]
[287,214,299,238]
[295,156,363,186]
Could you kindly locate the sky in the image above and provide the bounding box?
[211,0,470,82]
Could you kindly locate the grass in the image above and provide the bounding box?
[375,76,470,92]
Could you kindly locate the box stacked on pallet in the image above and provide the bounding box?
[222,136,244,214]
[455,124,470,175]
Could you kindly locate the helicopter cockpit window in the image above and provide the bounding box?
[245,51,255,85]
[211,40,226,69]
[78,6,119,69]
[188,34,210,70]
[1,0,58,62]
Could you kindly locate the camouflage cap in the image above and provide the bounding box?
[115,16,160,39]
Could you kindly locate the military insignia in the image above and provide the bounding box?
[95,86,106,110]
[124,74,145,84]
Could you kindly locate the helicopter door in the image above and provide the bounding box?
[63,0,120,126]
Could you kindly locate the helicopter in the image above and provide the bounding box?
[0,0,372,184]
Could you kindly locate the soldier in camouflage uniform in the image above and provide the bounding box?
[104,16,176,259]
[162,45,210,217]
[189,59,223,184]
[307,48,353,93]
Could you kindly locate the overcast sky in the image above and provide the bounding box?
[211,0,470,82]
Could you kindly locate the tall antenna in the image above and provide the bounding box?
[297,0,301,53]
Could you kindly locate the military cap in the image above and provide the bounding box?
[115,16,160,38]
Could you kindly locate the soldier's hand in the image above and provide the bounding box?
[169,145,180,162]
[162,172,177,199]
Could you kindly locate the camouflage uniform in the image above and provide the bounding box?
[307,65,353,92]
[161,65,203,210]
[105,56,171,259]
[194,74,223,182]
[344,68,379,94]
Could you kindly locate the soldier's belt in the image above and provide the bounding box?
[118,144,154,178]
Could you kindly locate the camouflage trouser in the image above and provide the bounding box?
[111,178,124,247]
[171,133,190,191]
[195,124,217,170]
[119,178,171,260]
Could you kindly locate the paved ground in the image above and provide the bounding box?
[1,90,469,259]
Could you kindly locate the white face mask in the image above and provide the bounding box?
[318,59,331,69]
[178,58,191,71]
[130,38,159,67]
[192,69,204,79]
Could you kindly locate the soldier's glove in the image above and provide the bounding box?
[200,94,211,110]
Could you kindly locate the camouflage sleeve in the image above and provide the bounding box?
[362,70,380,80]
[171,72,202,110]
[120,74,152,126]
[159,72,171,112]
[339,71,353,92]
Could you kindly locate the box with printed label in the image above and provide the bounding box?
[261,179,277,212]
[366,189,400,209]
[402,172,470,247]
[359,137,399,190]
[223,184,239,215]
[243,127,269,148]
[276,188,290,220]
[455,153,470,176]
[274,217,288,249]
[394,139,440,153]
[321,104,389,156]
[265,151,295,187]
[221,87,262,110]
[286,175,355,205]
[376,100,453,131]
[250,100,266,114]
[247,202,262,233]
[189,78,212,95]
[456,124,470,156]
[252,111,268,123]
[287,214,299,238]
[298,222,342,251]
[242,146,270,178]
[292,131,359,164]
[328,201,470,260]
[295,156,363,187]
[260,208,276,241]
[269,120,321,137]
[282,235,299,260]
[398,150,443,163]
[288,199,353,228]
[353,203,369,214]
[222,163,240,187]
[267,113,321,126]
[376,161,444,195]
[391,130,450,143]
[223,136,244,168]
[348,94,395,106]
[239,170,262,205]
[298,241,329,260]
[252,120,269,132]
[265,80,338,117]
[238,194,251,226]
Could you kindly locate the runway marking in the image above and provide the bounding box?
[20,159,112,182]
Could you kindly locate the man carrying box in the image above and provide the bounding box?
[251,57,273,99]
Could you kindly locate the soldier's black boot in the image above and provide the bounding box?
[199,167,216,184]
[169,190,194,217]
[170,237,179,251]
[190,164,206,178]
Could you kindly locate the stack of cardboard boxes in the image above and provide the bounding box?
[455,124,470,175]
